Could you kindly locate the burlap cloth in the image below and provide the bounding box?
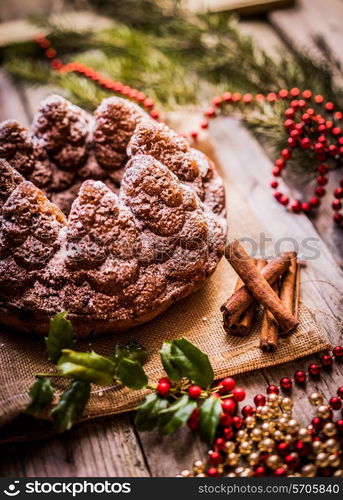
[0,140,331,442]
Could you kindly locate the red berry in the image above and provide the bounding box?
[232,416,243,429]
[317,164,328,174]
[150,109,159,120]
[200,120,208,129]
[243,93,253,104]
[301,202,311,213]
[294,441,311,456]
[270,180,278,189]
[157,381,170,396]
[280,195,289,206]
[290,129,300,139]
[205,107,216,118]
[254,466,266,477]
[288,137,296,148]
[334,187,343,199]
[315,186,326,197]
[280,377,292,391]
[290,87,300,97]
[207,467,218,477]
[277,442,290,456]
[332,127,341,136]
[219,413,232,427]
[45,48,57,59]
[274,191,282,200]
[242,405,255,417]
[267,385,279,395]
[272,167,282,177]
[320,354,333,367]
[303,89,312,99]
[294,371,306,384]
[333,346,343,358]
[159,377,171,385]
[337,387,343,398]
[325,102,334,112]
[275,158,285,168]
[315,94,324,103]
[232,388,246,402]
[274,467,287,477]
[291,201,302,213]
[267,92,277,102]
[311,417,323,430]
[329,397,342,410]
[190,130,198,139]
[215,437,226,450]
[284,119,294,129]
[189,385,202,399]
[328,144,338,156]
[221,399,236,415]
[310,197,320,207]
[308,363,321,376]
[284,454,299,469]
[209,451,222,465]
[187,408,199,430]
[223,427,234,440]
[332,199,342,211]
[301,137,311,149]
[219,377,236,394]
[333,213,343,225]
[222,92,232,102]
[281,148,292,159]
[213,96,222,107]
[279,89,288,98]
[336,419,343,433]
[254,394,266,407]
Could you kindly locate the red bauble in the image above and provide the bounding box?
[232,388,246,402]
[301,202,311,213]
[315,186,326,197]
[312,417,323,430]
[334,188,343,199]
[207,467,218,477]
[232,416,243,429]
[308,363,321,376]
[222,427,234,440]
[300,137,311,149]
[317,175,328,186]
[337,387,343,399]
[270,181,278,189]
[333,346,343,358]
[333,213,343,225]
[272,167,282,177]
[220,413,232,427]
[254,466,266,477]
[329,397,342,410]
[242,405,255,417]
[294,441,311,456]
[332,199,342,211]
[291,201,302,213]
[159,377,171,385]
[254,394,266,407]
[281,148,292,159]
[280,377,292,391]
[280,195,289,206]
[267,385,279,395]
[284,454,299,469]
[209,451,222,465]
[275,158,285,168]
[189,385,202,399]
[215,437,226,450]
[310,197,320,208]
[157,381,170,396]
[219,377,236,394]
[273,468,287,477]
[274,191,282,200]
[221,399,236,415]
[277,442,290,456]
[294,371,306,384]
[320,354,333,367]
[336,419,343,433]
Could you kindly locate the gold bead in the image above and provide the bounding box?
[309,392,323,406]
[180,469,192,477]
[297,427,312,442]
[283,434,294,444]
[316,452,329,468]
[268,393,279,406]
[226,452,239,466]
[240,468,254,477]
[251,428,263,442]
[278,416,289,430]
[301,464,317,477]
[239,440,253,455]
[260,405,273,419]
[258,437,275,452]
[245,416,256,428]
[255,405,264,418]
[261,421,276,435]
[281,397,293,411]
[325,438,339,452]
[266,454,282,470]
[333,470,343,477]
[248,452,260,466]
[328,453,341,468]
[287,419,300,435]
[227,473,237,477]
[273,430,284,441]
[316,405,331,420]
[196,473,206,477]
[234,466,245,476]
[217,465,224,474]
[193,459,205,474]
[224,441,236,453]
[312,440,324,453]
[323,422,337,437]
[236,430,248,442]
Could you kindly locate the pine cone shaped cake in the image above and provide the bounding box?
[0,95,226,336]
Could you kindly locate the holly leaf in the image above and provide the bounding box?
[57,350,117,386]
[199,396,222,445]
[170,338,214,388]
[135,393,169,431]
[160,342,182,382]
[158,395,197,435]
[45,311,75,364]
[116,358,148,389]
[51,380,90,433]
[26,377,54,416]
[112,340,148,365]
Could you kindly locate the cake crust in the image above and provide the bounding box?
[0,95,227,336]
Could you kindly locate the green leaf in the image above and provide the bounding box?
[112,340,148,365]
[51,380,90,433]
[199,396,222,445]
[26,377,54,416]
[45,311,75,364]
[116,358,148,389]
[158,395,197,435]
[170,338,214,388]
[135,393,169,431]
[57,350,116,386]
[160,342,182,382]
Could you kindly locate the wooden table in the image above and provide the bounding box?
[0,0,342,477]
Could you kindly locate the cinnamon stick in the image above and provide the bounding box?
[279,251,298,316]
[260,281,279,352]
[228,259,267,336]
[221,250,292,330]
[223,240,299,333]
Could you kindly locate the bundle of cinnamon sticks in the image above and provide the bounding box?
[221,240,301,352]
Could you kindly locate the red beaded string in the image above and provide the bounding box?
[35,35,343,226]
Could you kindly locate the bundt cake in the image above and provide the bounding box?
[0,95,227,336]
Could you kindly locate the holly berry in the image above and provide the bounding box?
[291,201,302,213]
[209,450,222,465]
[294,371,306,384]
[333,346,343,358]
[187,408,199,430]
[329,397,342,410]
[274,468,287,477]
[254,466,266,477]
[284,453,299,469]
[159,377,171,385]
[337,387,343,399]
[267,385,279,395]
[221,399,236,415]
[189,385,202,399]
[308,363,321,377]
[332,199,342,211]
[254,394,266,407]
[214,437,226,450]
[219,377,236,394]
[280,377,292,391]
[320,354,333,367]
[219,413,232,427]
[336,419,343,434]
[232,416,243,429]
[207,467,218,477]
[315,186,326,197]
[232,388,246,402]
[334,188,343,199]
[222,427,234,440]
[242,405,255,417]
[311,416,323,430]
[157,381,170,396]
[277,442,290,456]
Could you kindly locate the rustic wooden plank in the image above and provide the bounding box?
[269,0,343,66]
